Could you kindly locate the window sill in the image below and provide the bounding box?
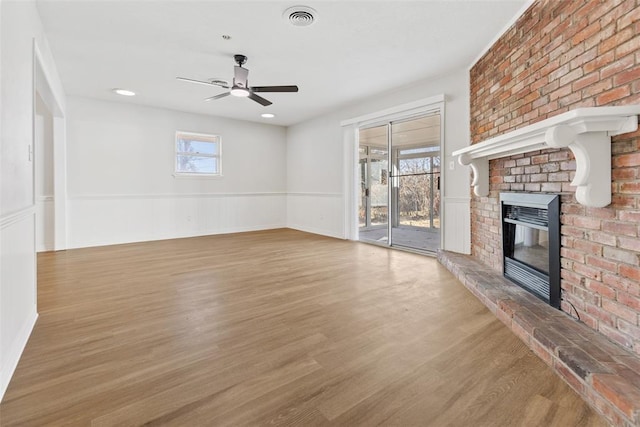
[172,173,224,180]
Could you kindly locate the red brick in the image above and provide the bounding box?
[559,68,583,86]
[511,319,531,344]
[562,247,585,263]
[603,246,639,266]
[599,27,634,56]
[618,319,640,341]
[583,50,615,74]
[554,360,585,395]
[614,65,640,86]
[562,203,585,215]
[602,298,639,323]
[611,168,637,180]
[616,35,640,58]
[619,236,640,252]
[562,226,586,238]
[572,72,600,91]
[596,85,631,105]
[549,150,571,162]
[611,195,637,209]
[602,220,638,237]
[619,181,640,193]
[620,265,640,282]
[573,263,602,281]
[592,373,640,418]
[586,303,616,326]
[530,338,553,366]
[586,255,618,273]
[617,4,640,29]
[618,292,640,311]
[572,216,601,230]
[572,239,602,255]
[571,20,601,46]
[586,279,618,299]
[603,273,634,293]
[584,387,630,427]
[600,323,635,349]
[613,152,640,167]
[588,231,617,246]
[618,210,640,222]
[541,182,562,192]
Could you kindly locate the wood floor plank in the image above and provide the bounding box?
[0,229,605,426]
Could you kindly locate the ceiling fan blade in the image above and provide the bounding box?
[251,85,299,93]
[204,92,230,102]
[177,77,215,87]
[248,92,272,106]
[177,77,229,88]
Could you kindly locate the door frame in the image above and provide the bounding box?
[342,95,445,248]
[33,41,67,251]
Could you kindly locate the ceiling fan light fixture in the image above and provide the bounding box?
[230,87,250,97]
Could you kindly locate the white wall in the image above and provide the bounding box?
[0,0,66,401]
[35,94,55,252]
[286,69,471,253]
[66,97,288,248]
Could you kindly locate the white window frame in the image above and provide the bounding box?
[174,131,222,178]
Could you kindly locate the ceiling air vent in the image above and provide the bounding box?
[283,6,317,27]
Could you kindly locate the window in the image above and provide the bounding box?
[175,131,221,176]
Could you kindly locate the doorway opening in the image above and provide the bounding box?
[33,43,66,253]
[35,93,54,252]
[358,112,441,252]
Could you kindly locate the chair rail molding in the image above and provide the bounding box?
[453,106,640,207]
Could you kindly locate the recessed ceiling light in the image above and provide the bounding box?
[112,88,135,96]
[261,113,275,118]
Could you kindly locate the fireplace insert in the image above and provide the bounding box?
[500,193,560,308]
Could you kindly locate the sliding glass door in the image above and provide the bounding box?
[358,125,389,244]
[358,112,441,252]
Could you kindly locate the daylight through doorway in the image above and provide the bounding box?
[358,113,441,252]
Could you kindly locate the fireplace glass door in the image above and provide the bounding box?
[501,193,560,308]
[512,225,549,274]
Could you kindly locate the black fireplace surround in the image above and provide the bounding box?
[500,193,561,308]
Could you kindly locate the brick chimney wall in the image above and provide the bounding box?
[470,0,640,355]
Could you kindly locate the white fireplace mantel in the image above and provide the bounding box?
[453,106,640,208]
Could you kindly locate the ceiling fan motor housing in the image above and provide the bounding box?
[234,54,247,66]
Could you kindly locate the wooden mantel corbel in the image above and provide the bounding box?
[452,106,640,208]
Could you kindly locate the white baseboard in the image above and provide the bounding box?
[287,224,345,240]
[0,310,38,402]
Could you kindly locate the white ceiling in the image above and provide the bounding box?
[36,0,528,127]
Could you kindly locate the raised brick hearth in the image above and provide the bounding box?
[439,250,640,426]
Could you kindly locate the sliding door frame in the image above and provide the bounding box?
[342,95,446,244]
[348,96,445,250]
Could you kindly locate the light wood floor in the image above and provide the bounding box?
[0,229,605,426]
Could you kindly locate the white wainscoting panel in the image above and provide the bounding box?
[67,193,287,249]
[0,207,38,401]
[442,197,471,254]
[286,193,345,239]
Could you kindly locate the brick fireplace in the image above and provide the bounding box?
[470,0,640,357]
[447,0,640,424]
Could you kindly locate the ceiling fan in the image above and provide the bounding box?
[176,54,299,107]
